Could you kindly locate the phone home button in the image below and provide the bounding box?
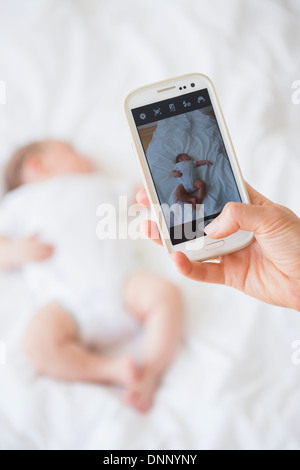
[205,240,225,251]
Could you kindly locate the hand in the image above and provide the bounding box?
[136,184,300,311]
[12,235,54,267]
[196,160,213,167]
[171,170,183,177]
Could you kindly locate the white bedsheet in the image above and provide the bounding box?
[0,0,300,450]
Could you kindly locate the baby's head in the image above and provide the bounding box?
[176,153,192,163]
[5,140,94,192]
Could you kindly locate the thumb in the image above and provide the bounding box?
[204,202,267,238]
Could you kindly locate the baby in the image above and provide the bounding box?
[0,140,183,413]
[171,153,213,209]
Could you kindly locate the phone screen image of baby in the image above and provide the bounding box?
[137,106,241,230]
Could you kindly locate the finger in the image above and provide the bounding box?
[27,234,40,241]
[244,182,272,206]
[37,244,55,258]
[141,220,163,246]
[136,188,150,207]
[204,201,268,239]
[44,244,55,254]
[170,251,225,284]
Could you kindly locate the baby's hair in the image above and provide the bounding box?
[176,153,185,163]
[4,141,47,193]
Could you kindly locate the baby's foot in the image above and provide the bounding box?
[97,356,138,388]
[125,367,161,413]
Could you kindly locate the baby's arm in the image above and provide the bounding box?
[195,160,213,167]
[171,170,183,177]
[0,235,54,271]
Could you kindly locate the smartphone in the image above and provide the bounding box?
[124,73,253,261]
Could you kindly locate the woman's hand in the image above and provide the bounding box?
[136,184,300,311]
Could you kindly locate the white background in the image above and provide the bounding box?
[0,0,299,450]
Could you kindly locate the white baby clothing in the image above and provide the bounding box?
[0,174,140,346]
[174,160,197,193]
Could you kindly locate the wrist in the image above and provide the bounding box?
[0,238,19,270]
[9,239,25,269]
[9,240,19,268]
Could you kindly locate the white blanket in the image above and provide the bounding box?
[0,0,300,450]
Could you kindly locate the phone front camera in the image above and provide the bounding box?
[191,83,195,88]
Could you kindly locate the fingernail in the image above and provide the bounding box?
[170,253,177,262]
[204,217,220,236]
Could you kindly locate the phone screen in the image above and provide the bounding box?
[131,88,242,246]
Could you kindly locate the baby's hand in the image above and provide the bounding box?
[171,170,183,177]
[196,160,214,167]
[13,236,54,267]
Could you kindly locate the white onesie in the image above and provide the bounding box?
[174,160,197,193]
[0,174,140,346]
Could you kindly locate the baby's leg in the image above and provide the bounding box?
[124,272,183,412]
[23,301,137,386]
[175,184,197,209]
[194,179,206,203]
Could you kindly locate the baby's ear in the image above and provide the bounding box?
[24,154,42,171]
[22,153,44,182]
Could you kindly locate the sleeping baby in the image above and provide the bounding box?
[0,140,183,413]
[171,153,213,209]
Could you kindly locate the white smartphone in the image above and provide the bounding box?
[124,73,253,261]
